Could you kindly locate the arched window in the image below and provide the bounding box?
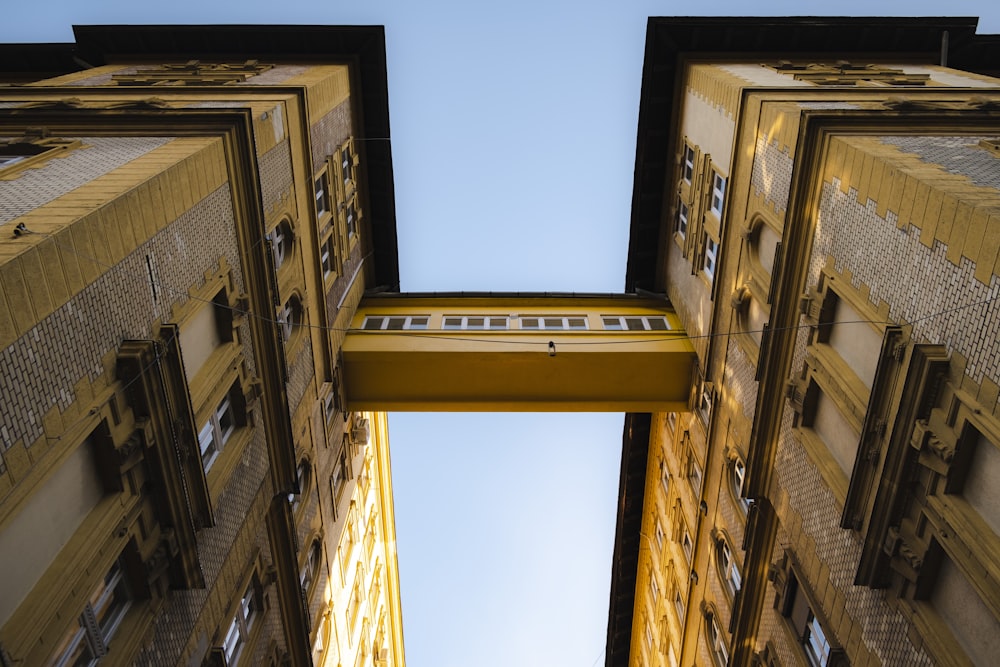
[730,455,750,514]
[278,294,302,344]
[716,536,743,599]
[268,218,294,270]
[705,610,730,666]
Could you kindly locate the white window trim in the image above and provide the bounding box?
[677,201,689,239]
[517,315,588,330]
[315,173,330,217]
[361,315,431,331]
[682,145,695,184]
[53,557,132,667]
[199,392,236,471]
[703,234,719,281]
[710,172,726,218]
[223,581,258,664]
[601,315,671,331]
[443,315,510,330]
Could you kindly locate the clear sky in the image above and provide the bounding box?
[5,3,1000,666]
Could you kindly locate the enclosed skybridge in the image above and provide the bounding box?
[341,294,696,411]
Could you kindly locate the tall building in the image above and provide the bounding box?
[5,16,1000,667]
[0,26,404,667]
[606,16,1000,667]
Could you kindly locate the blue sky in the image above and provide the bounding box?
[6,3,1000,666]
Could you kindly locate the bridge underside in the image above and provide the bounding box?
[342,337,695,411]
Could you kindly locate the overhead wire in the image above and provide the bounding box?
[7,220,999,447]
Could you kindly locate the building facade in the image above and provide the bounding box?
[608,17,1000,667]
[0,26,404,667]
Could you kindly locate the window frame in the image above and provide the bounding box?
[442,315,510,330]
[518,315,588,330]
[198,385,241,472]
[703,233,719,282]
[682,144,696,184]
[52,556,134,667]
[676,200,689,239]
[600,315,671,331]
[361,315,430,331]
[222,578,260,665]
[314,169,331,218]
[710,171,726,218]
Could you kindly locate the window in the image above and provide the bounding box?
[0,137,83,180]
[703,234,719,281]
[731,456,749,513]
[223,580,259,664]
[706,613,729,666]
[345,200,358,238]
[52,556,133,667]
[667,411,678,433]
[268,219,294,271]
[644,617,654,650]
[717,538,742,597]
[674,588,685,621]
[315,173,330,216]
[601,315,670,331]
[278,296,302,343]
[341,145,353,187]
[292,460,310,515]
[301,540,322,593]
[682,144,695,183]
[331,448,349,505]
[654,519,665,551]
[362,315,430,330]
[199,388,238,471]
[442,315,509,330]
[780,570,843,667]
[676,201,689,239]
[659,459,670,496]
[689,458,703,495]
[804,612,832,666]
[698,383,714,424]
[649,573,660,603]
[518,315,588,330]
[321,236,336,279]
[681,528,693,562]
[710,172,726,218]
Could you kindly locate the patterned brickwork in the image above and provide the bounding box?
[0,136,172,225]
[310,98,353,169]
[286,336,315,418]
[756,526,799,665]
[133,428,276,666]
[244,65,310,86]
[724,338,758,424]
[880,135,1000,191]
[758,167,1000,664]
[665,244,711,364]
[65,66,138,86]
[719,64,813,89]
[751,135,793,214]
[259,138,294,215]
[0,183,247,461]
[774,403,935,664]
[816,179,1000,403]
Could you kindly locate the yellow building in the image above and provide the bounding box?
[607,16,1000,667]
[5,16,1000,667]
[0,26,404,667]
